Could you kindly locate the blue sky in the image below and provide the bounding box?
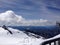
[0,0,60,21]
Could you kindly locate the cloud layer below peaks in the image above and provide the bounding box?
[0,10,55,26]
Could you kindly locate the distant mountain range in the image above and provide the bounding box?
[0,25,60,45]
[9,25,60,38]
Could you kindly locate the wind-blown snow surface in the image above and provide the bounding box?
[0,27,44,45]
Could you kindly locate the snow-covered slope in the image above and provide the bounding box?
[0,26,60,45]
[40,34,60,45]
[0,27,44,45]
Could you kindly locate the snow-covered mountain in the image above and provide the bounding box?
[0,26,60,45]
[0,26,44,45]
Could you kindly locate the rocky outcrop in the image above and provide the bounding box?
[2,25,13,34]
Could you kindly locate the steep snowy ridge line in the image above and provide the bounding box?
[0,27,44,45]
[0,26,60,45]
[23,30,44,39]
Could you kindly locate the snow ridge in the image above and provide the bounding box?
[0,27,44,45]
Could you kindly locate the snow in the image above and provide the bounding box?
[0,27,44,45]
[0,26,60,45]
[40,33,60,45]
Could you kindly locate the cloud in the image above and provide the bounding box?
[0,10,55,26]
[0,10,24,26]
[0,0,60,21]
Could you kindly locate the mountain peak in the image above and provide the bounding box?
[5,10,15,17]
[6,10,14,13]
[0,10,16,18]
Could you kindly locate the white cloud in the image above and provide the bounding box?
[0,10,55,26]
[0,10,25,26]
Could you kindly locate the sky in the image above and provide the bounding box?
[0,0,60,20]
[0,10,54,26]
[0,0,60,26]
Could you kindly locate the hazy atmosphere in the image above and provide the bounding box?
[0,0,60,26]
